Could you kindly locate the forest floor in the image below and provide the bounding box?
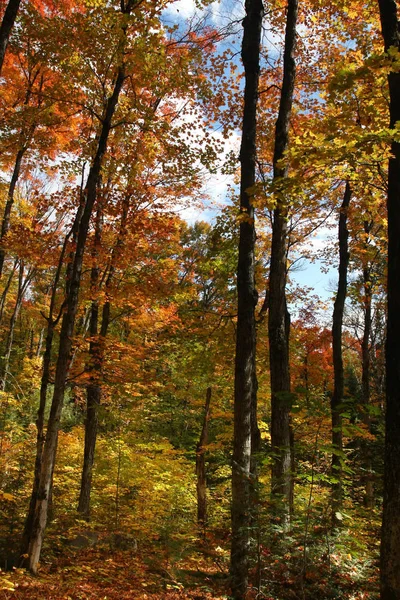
[0,546,229,599]
[0,533,380,600]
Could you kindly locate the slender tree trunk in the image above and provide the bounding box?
[377,1,400,597]
[0,0,21,75]
[78,341,101,519]
[78,191,130,518]
[20,213,81,560]
[250,368,261,517]
[26,63,126,574]
[361,261,372,417]
[78,207,103,519]
[230,1,263,598]
[0,258,18,324]
[196,387,211,531]
[268,0,298,525]
[0,149,25,278]
[331,181,351,522]
[36,328,44,358]
[0,262,32,390]
[361,241,374,508]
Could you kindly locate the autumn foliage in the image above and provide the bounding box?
[0,0,396,598]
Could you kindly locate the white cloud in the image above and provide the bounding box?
[168,98,240,223]
[163,0,197,19]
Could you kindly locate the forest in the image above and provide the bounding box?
[0,0,399,598]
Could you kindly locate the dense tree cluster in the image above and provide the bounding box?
[0,0,399,598]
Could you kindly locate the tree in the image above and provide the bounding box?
[377,0,400,597]
[230,0,263,597]
[196,386,211,531]
[26,0,135,573]
[268,0,298,524]
[331,181,351,522]
[0,4,81,279]
[0,0,21,74]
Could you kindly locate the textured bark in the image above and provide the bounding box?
[26,62,126,574]
[20,211,83,560]
[196,387,211,529]
[331,181,351,522]
[0,0,21,74]
[268,0,298,524]
[360,231,374,509]
[78,355,101,519]
[377,1,400,598]
[78,207,103,519]
[78,191,129,518]
[230,0,263,598]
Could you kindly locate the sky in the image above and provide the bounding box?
[162,0,339,306]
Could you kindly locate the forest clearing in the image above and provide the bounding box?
[0,0,399,598]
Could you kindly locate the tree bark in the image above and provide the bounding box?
[268,0,298,525]
[78,191,130,518]
[26,62,126,574]
[331,181,351,522]
[360,226,374,508]
[0,0,21,75]
[20,209,83,560]
[0,149,25,278]
[78,206,103,519]
[377,1,400,598]
[230,1,263,598]
[196,387,211,530]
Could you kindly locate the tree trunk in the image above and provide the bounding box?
[78,350,101,519]
[0,0,21,75]
[0,262,32,390]
[20,212,81,561]
[196,387,211,531]
[361,233,374,509]
[268,0,298,525]
[26,63,126,575]
[377,1,400,597]
[78,191,130,518]
[230,1,263,598]
[0,258,18,324]
[0,149,25,278]
[78,206,103,519]
[331,181,351,522]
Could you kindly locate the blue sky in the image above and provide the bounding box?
[162,0,340,308]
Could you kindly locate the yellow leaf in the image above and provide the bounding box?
[0,492,14,502]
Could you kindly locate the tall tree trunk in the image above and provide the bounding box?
[196,387,211,531]
[331,181,351,522]
[0,0,21,75]
[26,63,126,575]
[78,206,103,519]
[20,210,82,560]
[360,227,374,508]
[268,0,298,525]
[377,1,400,598]
[78,191,130,518]
[230,1,263,598]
